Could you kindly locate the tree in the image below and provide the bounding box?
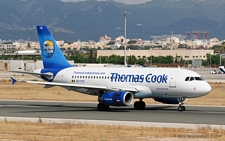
[127,55,137,64]
[175,54,178,64]
[136,58,146,65]
[178,44,187,48]
[88,48,94,63]
[108,54,123,64]
[127,45,140,50]
[107,41,115,45]
[96,56,108,63]
[165,55,174,64]
[222,42,225,49]
[179,56,185,64]
[27,42,31,48]
[117,46,124,50]
[158,56,166,64]
[144,46,152,50]
[147,55,157,64]
[211,54,220,65]
[73,54,88,63]
[206,53,212,66]
[128,40,136,44]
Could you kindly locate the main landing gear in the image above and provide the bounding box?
[97,90,109,111]
[134,99,146,110]
[178,103,186,112]
[97,103,109,111]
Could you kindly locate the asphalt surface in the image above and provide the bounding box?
[0,72,225,127]
[0,100,224,125]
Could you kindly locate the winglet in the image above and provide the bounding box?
[11,77,17,85]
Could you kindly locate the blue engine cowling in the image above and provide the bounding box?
[154,98,188,104]
[98,91,133,106]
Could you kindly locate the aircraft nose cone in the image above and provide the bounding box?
[204,82,211,95]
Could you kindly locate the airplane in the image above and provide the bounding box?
[219,66,225,74]
[11,26,212,112]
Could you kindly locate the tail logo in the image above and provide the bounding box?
[43,40,55,58]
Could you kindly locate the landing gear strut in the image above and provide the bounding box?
[97,103,109,111]
[178,103,186,112]
[134,99,146,110]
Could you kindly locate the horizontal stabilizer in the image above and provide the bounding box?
[8,71,53,77]
[10,77,28,85]
[11,77,17,85]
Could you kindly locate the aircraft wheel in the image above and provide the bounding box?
[97,103,109,111]
[140,101,146,110]
[134,101,140,110]
[178,106,182,112]
[134,101,146,110]
[178,106,185,112]
[181,106,185,111]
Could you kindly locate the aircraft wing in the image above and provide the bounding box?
[26,81,138,92]
[27,81,107,89]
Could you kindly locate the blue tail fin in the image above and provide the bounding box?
[37,26,72,69]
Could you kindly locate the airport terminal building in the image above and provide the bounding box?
[97,49,214,60]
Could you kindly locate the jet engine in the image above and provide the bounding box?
[98,91,133,106]
[154,98,188,104]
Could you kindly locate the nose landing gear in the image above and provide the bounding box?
[178,103,186,112]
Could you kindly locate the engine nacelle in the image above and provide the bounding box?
[98,91,133,106]
[154,98,188,104]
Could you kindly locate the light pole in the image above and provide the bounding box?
[124,11,130,67]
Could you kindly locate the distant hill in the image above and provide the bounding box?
[0,0,225,41]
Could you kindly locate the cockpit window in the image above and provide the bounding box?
[195,77,204,81]
[190,77,194,81]
[185,77,189,81]
[185,76,204,81]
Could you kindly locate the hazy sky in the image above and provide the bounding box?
[61,0,152,5]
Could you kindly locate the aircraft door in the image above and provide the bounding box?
[169,72,178,88]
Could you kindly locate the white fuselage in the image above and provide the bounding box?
[50,67,211,99]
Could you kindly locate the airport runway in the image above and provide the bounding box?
[0,100,224,125]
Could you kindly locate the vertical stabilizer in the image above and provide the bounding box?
[37,26,72,69]
[219,66,225,73]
